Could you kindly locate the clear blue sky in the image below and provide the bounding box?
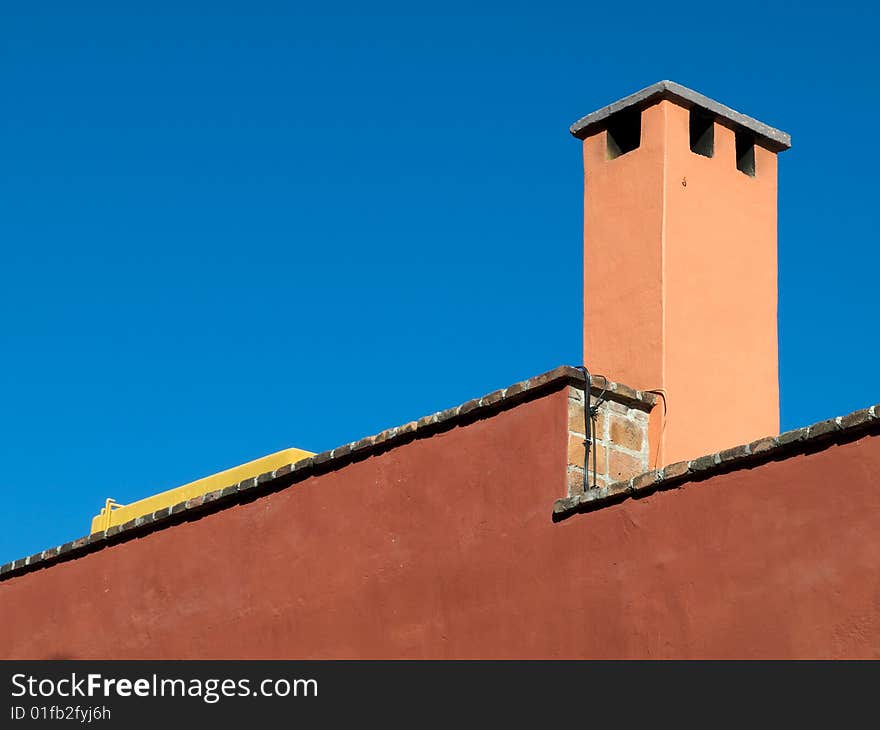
[1,1,877,564]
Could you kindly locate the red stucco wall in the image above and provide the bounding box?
[2,386,879,658]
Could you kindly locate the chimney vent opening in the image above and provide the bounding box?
[689,109,714,158]
[735,132,756,176]
[605,108,641,159]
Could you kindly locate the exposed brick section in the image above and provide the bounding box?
[1,365,656,583]
[565,380,653,497]
[554,401,880,520]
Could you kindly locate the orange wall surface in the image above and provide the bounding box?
[583,100,780,465]
[663,103,779,464]
[2,388,879,659]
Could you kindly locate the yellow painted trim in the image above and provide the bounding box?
[89,447,314,534]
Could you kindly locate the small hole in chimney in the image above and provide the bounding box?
[689,109,714,157]
[736,132,756,176]
[606,108,641,159]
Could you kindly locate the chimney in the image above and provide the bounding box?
[571,81,791,466]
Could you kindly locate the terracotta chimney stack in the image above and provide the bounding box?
[571,81,791,466]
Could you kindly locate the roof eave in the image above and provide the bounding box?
[569,80,791,152]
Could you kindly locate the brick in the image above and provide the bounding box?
[273,463,293,477]
[661,461,690,480]
[610,415,644,452]
[604,400,629,415]
[718,445,749,463]
[588,474,607,490]
[592,411,607,440]
[256,470,274,484]
[777,427,808,446]
[839,408,873,430]
[311,449,334,465]
[630,408,650,424]
[606,479,632,497]
[416,414,438,430]
[690,454,719,473]
[808,418,839,439]
[567,467,587,497]
[202,489,222,504]
[578,486,606,503]
[567,385,584,402]
[185,495,205,509]
[504,381,529,399]
[591,444,607,475]
[568,403,586,434]
[553,496,580,515]
[528,367,566,390]
[569,435,606,473]
[480,389,506,408]
[397,420,419,436]
[613,382,640,404]
[568,404,605,439]
[331,443,353,460]
[374,428,399,446]
[458,399,481,417]
[567,433,586,467]
[748,437,777,455]
[608,449,643,482]
[697,453,721,470]
[349,437,373,453]
[434,407,458,424]
[631,470,660,491]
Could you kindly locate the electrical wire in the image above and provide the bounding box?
[576,366,610,491]
[645,388,668,469]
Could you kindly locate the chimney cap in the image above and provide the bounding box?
[569,80,791,152]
